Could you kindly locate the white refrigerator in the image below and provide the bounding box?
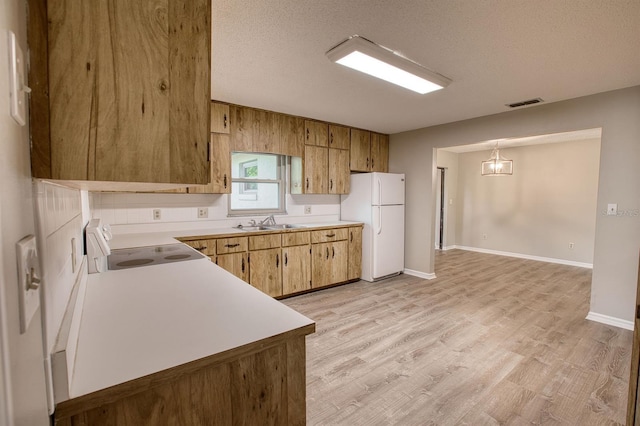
[340,173,405,282]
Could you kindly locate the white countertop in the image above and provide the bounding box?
[68,235,316,399]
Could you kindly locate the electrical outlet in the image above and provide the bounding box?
[607,204,618,216]
[304,206,312,214]
[569,242,574,249]
[482,234,487,240]
[198,207,208,219]
[153,209,161,220]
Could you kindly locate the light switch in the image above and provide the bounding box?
[16,235,40,334]
[607,203,618,216]
[8,31,30,126]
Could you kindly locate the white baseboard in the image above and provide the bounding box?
[452,245,593,269]
[586,312,634,331]
[404,269,436,280]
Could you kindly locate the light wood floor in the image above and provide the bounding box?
[282,249,632,425]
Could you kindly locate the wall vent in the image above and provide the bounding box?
[506,98,544,108]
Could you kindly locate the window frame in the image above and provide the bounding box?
[228,152,287,216]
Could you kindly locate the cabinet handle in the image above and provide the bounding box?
[306,128,309,140]
[350,232,353,242]
[326,247,329,259]
[285,252,288,266]
[306,178,309,190]
[223,113,227,129]
[225,243,240,248]
[332,247,335,258]
[330,132,333,145]
[366,158,369,169]
[207,141,211,162]
[194,246,207,252]
[330,179,333,190]
[241,257,245,273]
[276,253,279,268]
[371,158,374,169]
[215,256,218,265]
[224,174,228,188]
[326,233,335,238]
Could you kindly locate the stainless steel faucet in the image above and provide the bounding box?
[258,215,276,226]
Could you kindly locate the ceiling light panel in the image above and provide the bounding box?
[326,35,451,94]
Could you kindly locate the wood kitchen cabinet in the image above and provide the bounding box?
[329,148,350,194]
[304,145,329,194]
[279,115,305,157]
[282,232,312,295]
[29,0,211,185]
[211,102,230,134]
[216,253,249,281]
[348,226,363,280]
[329,124,350,150]
[304,120,329,147]
[229,105,280,154]
[249,248,283,297]
[311,228,349,288]
[188,133,231,194]
[350,130,389,173]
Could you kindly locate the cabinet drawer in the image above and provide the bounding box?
[183,239,215,256]
[311,228,348,243]
[282,231,310,247]
[249,234,281,250]
[216,237,248,254]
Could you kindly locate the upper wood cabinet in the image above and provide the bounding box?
[279,115,305,158]
[305,121,329,147]
[229,106,281,154]
[329,125,350,150]
[211,102,230,134]
[29,0,211,184]
[329,149,350,194]
[188,133,231,194]
[304,146,329,194]
[370,133,389,173]
[350,130,389,173]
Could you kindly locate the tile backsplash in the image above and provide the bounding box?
[91,192,341,233]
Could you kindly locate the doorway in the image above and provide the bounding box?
[435,167,446,250]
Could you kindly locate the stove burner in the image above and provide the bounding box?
[107,243,206,270]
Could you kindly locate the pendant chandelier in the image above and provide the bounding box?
[481,142,513,176]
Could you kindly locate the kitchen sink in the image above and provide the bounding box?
[234,224,306,231]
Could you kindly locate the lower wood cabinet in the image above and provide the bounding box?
[249,248,282,298]
[54,330,312,426]
[216,252,248,282]
[181,225,361,298]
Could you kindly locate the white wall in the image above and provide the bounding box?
[390,86,640,324]
[453,139,600,265]
[91,192,341,233]
[0,0,50,423]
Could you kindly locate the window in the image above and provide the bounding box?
[229,152,286,215]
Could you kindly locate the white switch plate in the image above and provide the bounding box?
[8,31,28,126]
[607,203,618,216]
[16,235,40,334]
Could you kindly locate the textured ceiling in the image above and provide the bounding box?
[212,1,640,135]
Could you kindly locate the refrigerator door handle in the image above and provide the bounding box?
[377,178,382,205]
[377,206,382,235]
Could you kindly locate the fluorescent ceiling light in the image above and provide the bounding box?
[326,35,451,94]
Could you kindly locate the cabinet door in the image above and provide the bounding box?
[216,253,249,282]
[329,241,349,284]
[311,243,331,288]
[329,149,350,194]
[230,105,254,152]
[371,133,389,173]
[35,0,210,184]
[188,133,230,194]
[249,248,282,297]
[253,110,280,154]
[304,145,328,194]
[350,129,371,172]
[282,245,311,295]
[279,115,305,157]
[304,120,328,147]
[348,227,363,280]
[211,102,230,134]
[328,124,350,150]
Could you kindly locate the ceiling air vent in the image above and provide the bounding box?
[506,98,544,108]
